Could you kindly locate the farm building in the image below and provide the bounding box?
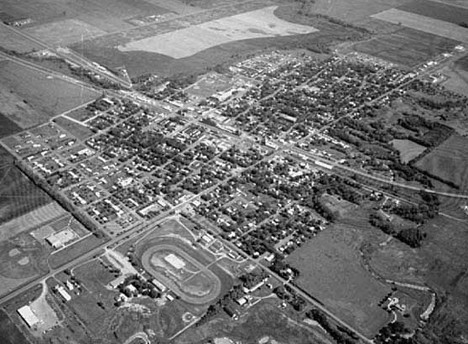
[55,285,72,301]
[17,305,40,328]
[151,278,167,292]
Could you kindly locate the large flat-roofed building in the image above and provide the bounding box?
[17,305,40,328]
[46,229,77,249]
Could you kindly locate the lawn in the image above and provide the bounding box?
[286,222,391,337]
[48,234,107,269]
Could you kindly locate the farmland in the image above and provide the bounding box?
[0,0,172,31]
[118,6,318,59]
[286,220,391,338]
[0,146,54,225]
[371,8,468,43]
[353,27,459,67]
[398,0,468,25]
[415,134,468,190]
[392,139,426,163]
[0,24,42,53]
[0,60,99,128]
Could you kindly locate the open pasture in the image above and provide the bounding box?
[353,27,459,67]
[118,6,318,59]
[0,60,99,126]
[0,310,30,344]
[0,24,42,53]
[398,0,468,25]
[286,224,391,337]
[371,8,468,44]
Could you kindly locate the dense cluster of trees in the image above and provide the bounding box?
[374,321,415,344]
[306,309,358,344]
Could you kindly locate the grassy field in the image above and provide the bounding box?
[398,0,468,25]
[53,116,94,141]
[286,220,391,337]
[369,215,468,339]
[0,310,30,344]
[392,139,426,163]
[0,60,99,127]
[371,8,468,43]
[415,134,468,189]
[49,234,107,269]
[353,27,459,67]
[176,299,327,344]
[304,0,407,23]
[0,25,42,53]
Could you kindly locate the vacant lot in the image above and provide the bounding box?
[53,116,94,141]
[0,60,99,127]
[353,27,459,67]
[119,6,318,58]
[398,0,468,25]
[286,224,391,337]
[392,139,426,163]
[371,8,468,43]
[415,134,468,190]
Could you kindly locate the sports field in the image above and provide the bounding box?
[141,244,221,304]
[118,6,318,58]
[371,8,468,43]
